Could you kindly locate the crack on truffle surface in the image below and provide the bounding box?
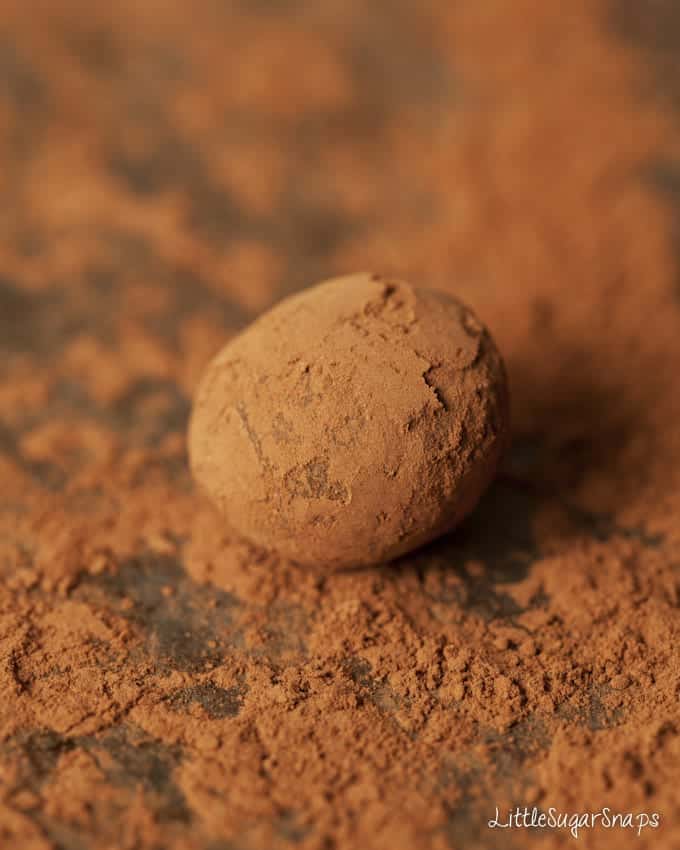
[283,457,349,503]
[422,363,449,411]
[235,402,267,467]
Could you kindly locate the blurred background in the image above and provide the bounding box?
[2,0,680,524]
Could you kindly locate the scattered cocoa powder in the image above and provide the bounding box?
[0,1,679,849]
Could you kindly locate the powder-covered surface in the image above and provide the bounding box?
[1,1,680,849]
[189,274,508,568]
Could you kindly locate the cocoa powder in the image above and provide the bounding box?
[0,1,679,849]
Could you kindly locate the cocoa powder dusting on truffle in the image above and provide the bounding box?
[189,274,509,569]
[0,1,680,849]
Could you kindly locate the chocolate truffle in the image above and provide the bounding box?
[189,273,509,569]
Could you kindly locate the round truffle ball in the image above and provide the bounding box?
[189,273,509,569]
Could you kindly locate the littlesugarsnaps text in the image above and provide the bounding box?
[488,806,660,839]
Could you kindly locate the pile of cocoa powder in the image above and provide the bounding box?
[0,0,679,848]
